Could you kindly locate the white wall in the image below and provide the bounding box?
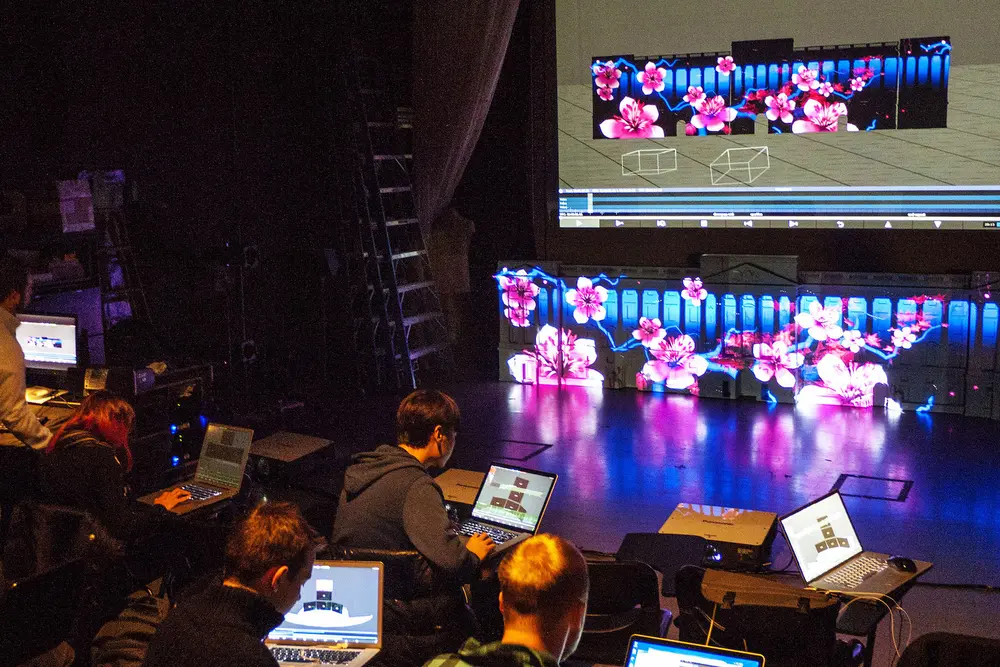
[558,0,988,86]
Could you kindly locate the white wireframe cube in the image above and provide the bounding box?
[710,146,770,185]
[621,148,677,176]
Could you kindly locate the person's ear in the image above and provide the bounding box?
[498,591,505,616]
[268,565,290,591]
[432,425,446,454]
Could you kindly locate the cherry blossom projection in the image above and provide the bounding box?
[497,267,951,411]
[591,36,949,139]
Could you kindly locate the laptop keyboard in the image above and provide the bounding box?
[271,647,361,664]
[459,520,518,544]
[180,483,223,501]
[822,555,888,589]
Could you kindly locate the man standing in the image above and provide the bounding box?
[143,502,324,667]
[332,389,495,666]
[423,534,589,667]
[0,256,52,498]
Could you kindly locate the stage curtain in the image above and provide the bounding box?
[412,0,521,237]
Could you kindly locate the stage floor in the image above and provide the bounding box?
[336,382,999,588]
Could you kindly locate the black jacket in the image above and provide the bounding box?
[332,445,480,665]
[37,429,166,541]
[142,584,284,667]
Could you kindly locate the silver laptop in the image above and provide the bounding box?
[780,491,923,595]
[267,561,383,667]
[139,423,253,515]
[456,463,558,556]
[624,635,765,667]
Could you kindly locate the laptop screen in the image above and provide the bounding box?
[780,492,864,583]
[470,464,557,533]
[268,561,383,647]
[625,636,764,667]
[195,424,253,488]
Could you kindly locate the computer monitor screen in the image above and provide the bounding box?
[470,464,557,532]
[268,562,382,647]
[781,492,863,582]
[16,313,78,371]
[626,636,764,667]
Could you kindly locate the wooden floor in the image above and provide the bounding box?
[332,381,1000,587]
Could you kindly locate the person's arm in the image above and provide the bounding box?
[402,478,481,580]
[90,449,166,540]
[0,364,52,448]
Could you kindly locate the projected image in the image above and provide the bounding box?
[557,5,1000,228]
[496,266,1000,412]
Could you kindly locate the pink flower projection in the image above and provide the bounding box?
[841,329,863,353]
[681,277,708,307]
[716,56,736,74]
[638,62,667,95]
[817,82,834,97]
[850,76,866,92]
[792,66,820,91]
[683,86,706,106]
[751,341,805,388]
[599,97,665,139]
[632,316,667,347]
[764,93,796,124]
[891,326,917,349]
[507,325,604,387]
[792,99,859,133]
[592,61,622,90]
[642,335,709,389]
[690,96,737,133]
[796,355,888,408]
[795,300,845,341]
[566,277,609,324]
[597,87,614,101]
[635,371,650,391]
[499,269,540,328]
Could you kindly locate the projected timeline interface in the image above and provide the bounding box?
[559,186,1000,230]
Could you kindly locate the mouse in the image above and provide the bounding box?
[886,555,916,573]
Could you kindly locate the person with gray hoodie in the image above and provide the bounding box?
[332,389,494,667]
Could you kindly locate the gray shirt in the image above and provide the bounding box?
[0,307,52,448]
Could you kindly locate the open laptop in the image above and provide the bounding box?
[779,491,926,595]
[139,423,253,515]
[267,561,383,667]
[624,635,765,667]
[456,463,558,555]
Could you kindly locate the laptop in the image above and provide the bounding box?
[624,635,765,667]
[267,561,383,667]
[456,463,558,555]
[779,491,925,595]
[139,423,253,515]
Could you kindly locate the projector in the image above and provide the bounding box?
[659,503,777,571]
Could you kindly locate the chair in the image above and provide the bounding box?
[675,565,862,667]
[616,531,711,595]
[571,559,671,665]
[897,632,1000,667]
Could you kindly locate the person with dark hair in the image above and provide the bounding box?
[143,501,324,667]
[423,534,589,667]
[0,255,52,497]
[332,389,495,666]
[37,390,190,540]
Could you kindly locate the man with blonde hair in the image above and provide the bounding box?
[423,534,589,667]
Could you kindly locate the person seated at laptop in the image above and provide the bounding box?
[422,534,589,667]
[143,501,324,667]
[332,389,495,667]
[37,390,190,541]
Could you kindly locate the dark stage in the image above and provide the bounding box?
[333,381,999,588]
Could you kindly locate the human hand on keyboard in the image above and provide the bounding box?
[154,487,192,510]
[465,532,496,561]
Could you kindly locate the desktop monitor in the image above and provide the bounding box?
[16,313,78,371]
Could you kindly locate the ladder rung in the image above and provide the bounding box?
[379,186,411,194]
[386,218,419,227]
[391,250,426,261]
[408,343,448,361]
[394,280,435,294]
[403,312,443,328]
[373,154,413,161]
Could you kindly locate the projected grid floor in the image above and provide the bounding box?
[557,64,1000,190]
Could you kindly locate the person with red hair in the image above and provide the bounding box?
[37,391,189,540]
